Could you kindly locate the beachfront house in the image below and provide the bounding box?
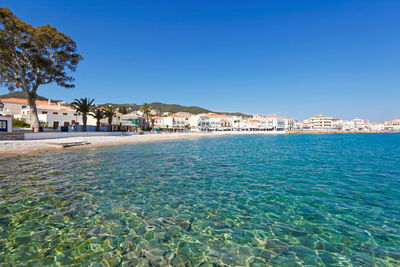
[0,98,55,116]
[188,114,211,132]
[91,112,126,131]
[0,115,12,132]
[261,115,289,131]
[384,119,400,131]
[188,113,238,132]
[17,101,83,129]
[151,116,165,131]
[163,113,188,131]
[120,113,146,131]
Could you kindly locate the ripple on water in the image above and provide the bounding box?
[1,133,400,266]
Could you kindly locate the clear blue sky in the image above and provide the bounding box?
[1,0,399,121]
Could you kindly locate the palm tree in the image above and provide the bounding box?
[90,108,105,132]
[140,103,152,130]
[70,98,95,132]
[103,105,116,132]
[150,116,155,130]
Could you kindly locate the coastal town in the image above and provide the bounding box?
[2,2,400,266]
[1,96,399,136]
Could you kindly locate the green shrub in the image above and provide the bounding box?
[12,118,30,128]
[40,121,48,128]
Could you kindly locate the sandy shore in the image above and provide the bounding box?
[0,133,224,157]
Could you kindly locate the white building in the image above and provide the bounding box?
[0,98,59,116]
[0,115,12,132]
[368,122,385,131]
[306,114,334,131]
[18,101,82,129]
[188,113,240,132]
[188,114,210,132]
[162,113,188,131]
[260,115,292,131]
[385,119,400,131]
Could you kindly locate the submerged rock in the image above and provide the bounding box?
[102,252,121,267]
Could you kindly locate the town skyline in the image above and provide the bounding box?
[1,92,398,123]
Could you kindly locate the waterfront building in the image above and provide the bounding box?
[337,119,356,131]
[188,114,211,132]
[293,120,304,131]
[163,113,188,131]
[0,98,55,116]
[384,119,400,131]
[0,115,12,132]
[262,115,288,131]
[307,114,334,131]
[206,114,231,131]
[17,101,82,129]
[120,113,146,131]
[151,116,164,131]
[368,122,385,131]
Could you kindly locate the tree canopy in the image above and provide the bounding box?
[0,7,82,131]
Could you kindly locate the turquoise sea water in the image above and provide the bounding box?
[1,133,400,266]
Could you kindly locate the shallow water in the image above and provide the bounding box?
[1,133,400,266]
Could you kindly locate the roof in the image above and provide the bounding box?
[35,104,75,112]
[250,119,260,123]
[385,118,400,122]
[264,115,292,120]
[122,113,141,118]
[169,114,184,118]
[0,98,54,106]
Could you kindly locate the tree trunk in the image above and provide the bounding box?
[108,117,112,132]
[28,95,40,132]
[96,120,100,132]
[83,114,87,132]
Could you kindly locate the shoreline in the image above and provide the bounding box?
[0,131,398,157]
[0,132,222,157]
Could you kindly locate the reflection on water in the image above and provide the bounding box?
[1,134,400,266]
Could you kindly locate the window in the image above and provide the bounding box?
[74,114,77,116]
[42,111,47,114]
[22,105,27,109]
[53,112,58,115]
[63,113,68,116]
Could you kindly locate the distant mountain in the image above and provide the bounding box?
[0,91,249,117]
[102,102,212,115]
[102,102,249,117]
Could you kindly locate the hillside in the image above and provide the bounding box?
[102,102,249,117]
[102,102,213,115]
